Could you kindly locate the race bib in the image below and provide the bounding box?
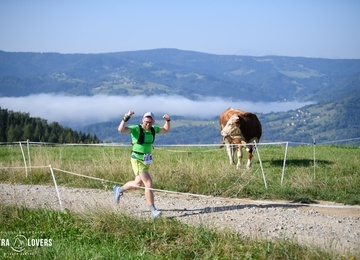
[143,153,153,165]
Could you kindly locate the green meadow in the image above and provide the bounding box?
[1,144,359,204]
[0,144,359,259]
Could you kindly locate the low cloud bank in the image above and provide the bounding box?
[0,94,313,127]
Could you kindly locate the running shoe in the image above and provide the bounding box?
[113,185,123,204]
[151,209,162,219]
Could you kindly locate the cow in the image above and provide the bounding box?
[219,107,262,169]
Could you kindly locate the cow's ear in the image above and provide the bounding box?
[237,115,244,124]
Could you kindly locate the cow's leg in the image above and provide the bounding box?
[246,146,253,169]
[236,145,243,169]
[225,142,235,165]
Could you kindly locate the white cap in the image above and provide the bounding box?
[143,112,155,121]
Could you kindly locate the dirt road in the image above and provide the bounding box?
[1,183,359,256]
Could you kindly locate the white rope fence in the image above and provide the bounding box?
[2,137,360,189]
[2,136,359,147]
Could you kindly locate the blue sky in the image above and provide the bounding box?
[1,0,359,59]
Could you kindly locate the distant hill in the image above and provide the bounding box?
[81,96,359,144]
[0,49,359,144]
[259,95,360,143]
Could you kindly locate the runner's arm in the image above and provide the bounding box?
[159,114,171,134]
[118,111,134,133]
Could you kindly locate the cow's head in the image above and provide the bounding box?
[220,114,242,139]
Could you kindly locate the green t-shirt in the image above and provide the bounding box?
[129,124,161,160]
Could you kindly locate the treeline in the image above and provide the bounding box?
[0,108,100,143]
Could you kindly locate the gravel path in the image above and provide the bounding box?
[1,183,359,256]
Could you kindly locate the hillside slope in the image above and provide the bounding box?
[81,96,359,144]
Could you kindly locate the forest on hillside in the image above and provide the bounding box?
[0,108,100,143]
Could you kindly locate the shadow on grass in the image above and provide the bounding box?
[165,202,308,219]
[268,159,333,167]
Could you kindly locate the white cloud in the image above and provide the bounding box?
[0,94,313,126]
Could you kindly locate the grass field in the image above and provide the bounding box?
[0,143,359,259]
[1,143,359,204]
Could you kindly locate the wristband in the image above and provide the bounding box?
[123,115,130,122]
[166,119,171,122]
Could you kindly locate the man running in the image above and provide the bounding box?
[114,111,171,218]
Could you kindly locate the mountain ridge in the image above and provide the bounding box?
[1,49,359,102]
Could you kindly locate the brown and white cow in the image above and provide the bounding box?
[219,107,262,169]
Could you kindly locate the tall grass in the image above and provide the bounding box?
[0,144,359,204]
